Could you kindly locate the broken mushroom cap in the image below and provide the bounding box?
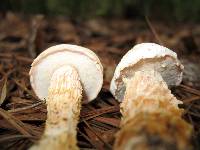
[29,44,103,102]
[110,43,184,102]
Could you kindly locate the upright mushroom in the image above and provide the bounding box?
[29,44,103,150]
[110,43,193,150]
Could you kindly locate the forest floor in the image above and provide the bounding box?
[0,12,200,149]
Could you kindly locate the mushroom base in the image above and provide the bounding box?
[30,65,82,150]
[114,111,193,150]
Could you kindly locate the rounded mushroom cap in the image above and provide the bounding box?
[30,44,103,102]
[110,43,184,102]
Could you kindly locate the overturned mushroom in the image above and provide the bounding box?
[110,43,193,150]
[29,44,103,150]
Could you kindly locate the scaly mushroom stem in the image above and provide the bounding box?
[30,65,82,150]
[114,70,193,150]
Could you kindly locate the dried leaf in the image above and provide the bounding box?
[0,13,199,150]
[0,77,7,106]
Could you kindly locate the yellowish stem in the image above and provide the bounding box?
[114,70,193,150]
[30,65,82,150]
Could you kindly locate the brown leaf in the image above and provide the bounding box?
[0,77,7,106]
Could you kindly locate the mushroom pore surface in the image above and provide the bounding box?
[30,44,103,102]
[110,43,183,101]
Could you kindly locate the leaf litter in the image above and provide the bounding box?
[0,12,200,149]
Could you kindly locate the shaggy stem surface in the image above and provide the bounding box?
[30,65,82,150]
[114,70,192,150]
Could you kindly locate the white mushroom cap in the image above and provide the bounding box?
[30,44,103,102]
[110,43,184,102]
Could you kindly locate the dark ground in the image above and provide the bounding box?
[0,12,200,150]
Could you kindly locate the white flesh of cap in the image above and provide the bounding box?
[30,44,103,102]
[110,43,184,102]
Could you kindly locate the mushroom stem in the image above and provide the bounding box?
[114,70,193,150]
[30,65,82,150]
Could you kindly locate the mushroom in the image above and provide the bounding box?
[110,43,193,150]
[29,44,103,150]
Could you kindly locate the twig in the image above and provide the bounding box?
[77,128,94,147]
[0,135,37,143]
[94,117,120,128]
[145,15,164,45]
[0,108,32,138]
[28,15,44,58]
[12,79,39,100]
[182,96,200,103]
[180,84,200,96]
[83,120,112,150]
[81,105,119,118]
[0,53,33,63]
[8,100,45,113]
[80,106,119,122]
